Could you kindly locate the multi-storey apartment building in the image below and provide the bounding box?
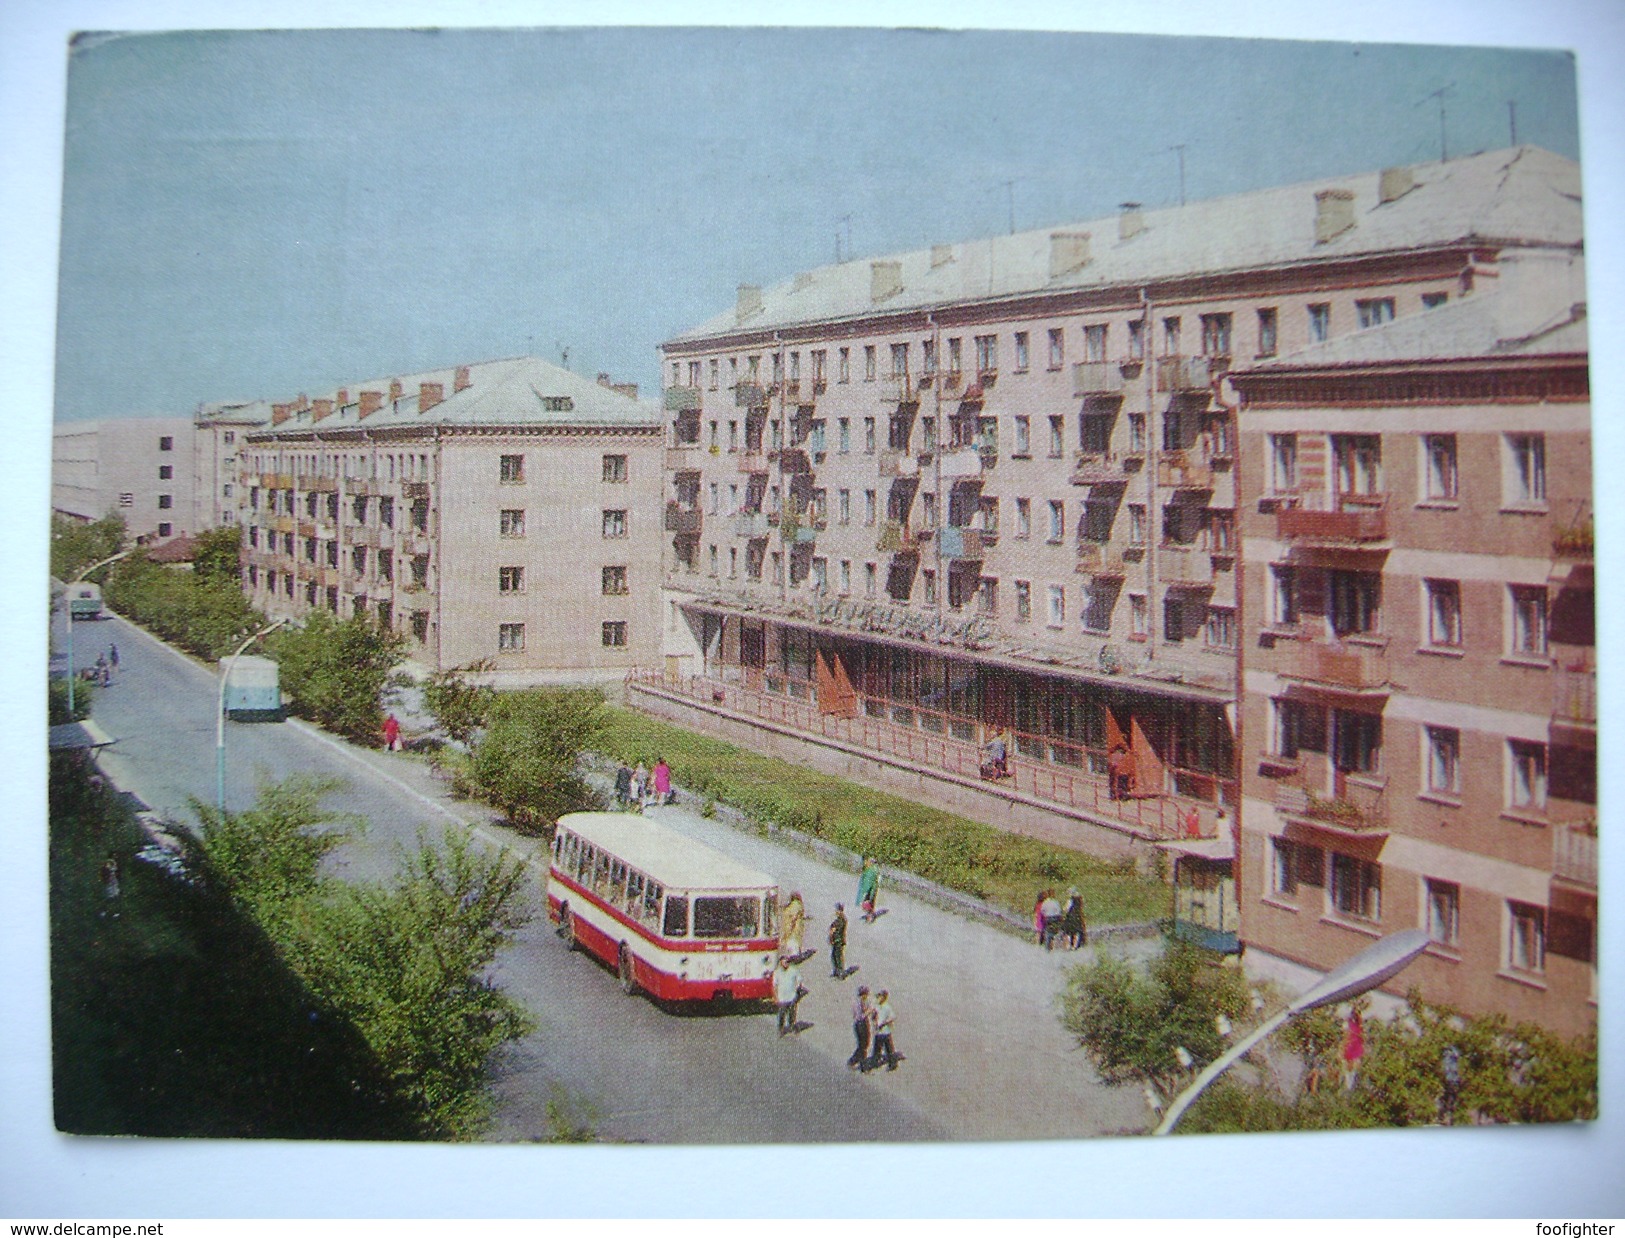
[638,146,1583,863]
[1231,249,1594,1037]
[53,415,198,542]
[195,399,273,531]
[238,357,663,682]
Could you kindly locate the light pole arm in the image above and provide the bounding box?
[216,618,288,814]
[62,549,132,716]
[1154,1008,1290,1135]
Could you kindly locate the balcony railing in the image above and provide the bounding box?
[879,450,920,479]
[734,511,771,539]
[1552,822,1598,887]
[1156,355,1214,392]
[1552,664,1597,731]
[1073,361,1126,397]
[665,503,703,534]
[1159,546,1214,587]
[401,481,431,500]
[1273,776,1387,833]
[1075,542,1127,577]
[1276,496,1389,544]
[939,447,985,481]
[737,450,768,474]
[880,377,917,405]
[938,526,984,561]
[734,382,768,409]
[877,519,922,554]
[663,386,701,412]
[1282,640,1388,692]
[664,444,704,470]
[1157,454,1214,491]
[1070,452,1121,486]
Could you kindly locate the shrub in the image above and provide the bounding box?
[266,610,407,744]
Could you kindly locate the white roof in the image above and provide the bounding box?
[669,146,1581,344]
[556,811,778,892]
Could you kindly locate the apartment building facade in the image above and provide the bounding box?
[238,357,663,681]
[52,415,198,543]
[195,399,272,532]
[1231,251,1594,1037]
[637,146,1584,862]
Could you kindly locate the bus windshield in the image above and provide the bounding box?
[692,894,764,940]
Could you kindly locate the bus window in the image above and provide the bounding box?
[693,895,762,940]
[762,892,778,936]
[576,843,594,882]
[563,833,578,871]
[550,832,563,861]
[662,894,689,938]
[593,852,612,893]
[643,881,663,927]
[626,870,644,913]
[609,859,628,902]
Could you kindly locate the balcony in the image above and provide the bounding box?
[1075,542,1127,578]
[877,519,922,554]
[1552,822,1598,888]
[734,511,771,540]
[737,450,768,475]
[1159,546,1215,587]
[1553,519,1593,563]
[1551,663,1597,747]
[1276,497,1389,545]
[665,503,703,534]
[1281,640,1389,693]
[1157,453,1214,491]
[1273,777,1387,835]
[878,450,920,479]
[1070,452,1122,486]
[734,382,768,410]
[1156,355,1215,392]
[939,447,985,481]
[664,443,705,471]
[938,526,984,561]
[880,377,917,405]
[1072,362,1125,397]
[401,481,431,500]
[664,386,702,412]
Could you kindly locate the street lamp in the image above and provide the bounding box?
[63,550,133,716]
[1153,928,1431,1135]
[216,618,288,814]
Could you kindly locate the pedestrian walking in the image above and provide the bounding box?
[382,713,402,752]
[631,762,649,812]
[95,653,110,687]
[1041,890,1062,950]
[653,757,672,806]
[848,985,873,1068]
[781,891,807,958]
[857,857,880,922]
[828,903,848,977]
[108,643,119,671]
[1341,1008,1365,1090]
[868,989,899,1071]
[614,763,633,810]
[1032,892,1047,946]
[1061,887,1086,949]
[1440,1044,1462,1125]
[773,956,805,1037]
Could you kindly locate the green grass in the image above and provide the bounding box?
[596,704,1168,925]
[48,754,411,1139]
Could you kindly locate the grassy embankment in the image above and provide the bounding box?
[48,755,410,1139]
[594,704,1168,926]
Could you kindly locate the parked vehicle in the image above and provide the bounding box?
[222,654,284,721]
[66,582,104,621]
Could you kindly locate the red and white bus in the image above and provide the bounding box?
[546,811,781,1003]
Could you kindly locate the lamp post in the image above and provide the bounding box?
[1153,928,1431,1135]
[216,618,288,815]
[63,550,133,716]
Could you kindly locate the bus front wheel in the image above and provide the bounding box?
[618,944,639,996]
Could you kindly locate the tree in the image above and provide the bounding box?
[191,525,244,587]
[267,610,408,744]
[467,688,605,831]
[423,657,497,747]
[103,552,266,660]
[51,512,126,581]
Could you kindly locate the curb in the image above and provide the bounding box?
[581,753,1161,947]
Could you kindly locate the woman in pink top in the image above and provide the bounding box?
[653,758,672,806]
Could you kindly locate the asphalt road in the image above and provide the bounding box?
[59,605,1151,1143]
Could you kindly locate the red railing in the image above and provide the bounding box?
[624,667,1227,840]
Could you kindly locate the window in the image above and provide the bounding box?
[978,576,998,616]
[1307,303,1331,342]
[1507,901,1546,974]
[602,454,628,483]
[1509,585,1548,657]
[1257,307,1278,357]
[1160,317,1181,356]
[1425,726,1460,796]
[1081,585,1112,633]
[1126,319,1145,361]
[975,334,998,374]
[1333,709,1382,775]
[1329,570,1380,636]
[1083,324,1108,364]
[603,509,627,538]
[1272,837,1316,897]
[839,489,851,525]
[839,560,851,594]
[157,521,172,538]
[499,566,525,594]
[1333,434,1382,496]
[1268,434,1298,493]
[864,418,876,454]
[865,562,876,597]
[864,346,877,381]
[947,337,962,376]
[602,621,628,648]
[1047,585,1065,628]
[1014,416,1030,456]
[1205,606,1236,649]
[709,359,720,389]
[1331,853,1382,922]
[1047,501,1065,543]
[500,509,525,538]
[864,490,877,525]
[1015,580,1031,621]
[1508,740,1547,810]
[1422,435,1458,501]
[1015,498,1031,539]
[1048,417,1064,458]
[889,342,909,379]
[500,454,525,483]
[159,464,173,480]
[159,436,173,451]
[498,623,525,652]
[1422,291,1449,310]
[1014,332,1030,372]
[1425,879,1460,947]
[1505,434,1546,505]
[223,432,235,444]
[811,557,828,592]
[1199,312,1232,356]
[1127,504,1147,547]
[603,565,628,595]
[1128,413,1146,454]
[157,494,173,510]
[838,419,850,453]
[1425,580,1462,647]
[1130,594,1148,639]
[1356,298,1396,329]
[922,569,936,605]
[1048,328,1065,369]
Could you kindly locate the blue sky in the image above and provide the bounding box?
[52,26,1582,421]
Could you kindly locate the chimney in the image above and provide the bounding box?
[358,390,383,419]
[1378,167,1415,204]
[419,382,443,413]
[294,393,309,412]
[1118,202,1145,242]
[389,379,403,402]
[271,404,291,426]
[336,388,349,407]
[613,382,639,400]
[310,399,333,422]
[597,372,612,387]
[930,244,954,269]
[870,260,903,303]
[1049,231,1092,278]
[736,284,763,323]
[454,365,471,392]
[1314,189,1356,243]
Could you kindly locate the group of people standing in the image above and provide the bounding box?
[1032,887,1087,950]
[613,758,673,812]
[88,642,119,688]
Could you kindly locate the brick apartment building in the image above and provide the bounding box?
[237,356,663,682]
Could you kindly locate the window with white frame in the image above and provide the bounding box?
[838,348,850,383]
[1330,852,1382,922]
[1272,837,1321,897]
[1084,324,1108,364]
[602,621,628,648]
[602,509,627,538]
[500,509,525,538]
[1307,303,1331,342]
[1425,879,1460,947]
[1127,318,1145,360]
[864,490,877,525]
[1047,584,1065,628]
[1424,726,1461,796]
[1422,435,1458,501]
[864,346,877,381]
[1507,901,1546,974]
[1270,565,1299,627]
[1048,500,1065,542]
[1332,434,1382,496]
[1505,434,1547,505]
[1015,498,1031,539]
[889,342,909,379]
[1130,594,1148,639]
[1015,580,1031,622]
[839,489,851,525]
[1356,297,1396,328]
[1257,307,1278,357]
[1014,416,1031,456]
[921,339,935,377]
[1268,434,1298,494]
[975,334,998,374]
[498,622,525,652]
[1205,606,1236,650]
[839,560,851,594]
[1200,312,1232,356]
[865,562,877,597]
[602,565,628,595]
[812,557,827,592]
[839,419,850,453]
[1509,585,1548,657]
[500,454,525,484]
[1425,579,1462,647]
[1048,417,1064,458]
[499,566,525,594]
[1048,328,1065,369]
[1014,332,1029,372]
[1508,739,1547,811]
